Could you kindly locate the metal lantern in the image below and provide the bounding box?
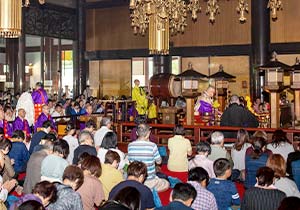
[177,62,207,98]
[259,52,291,90]
[291,58,300,89]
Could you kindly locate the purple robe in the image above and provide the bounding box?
[13,116,31,137]
[0,120,13,138]
[34,113,56,132]
[31,88,48,104]
[198,100,213,115]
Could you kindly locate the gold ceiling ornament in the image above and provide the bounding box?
[129,0,201,55]
[206,0,220,23]
[24,0,46,7]
[267,0,283,20]
[236,0,248,23]
[0,0,22,38]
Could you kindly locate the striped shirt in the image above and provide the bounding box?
[128,140,161,180]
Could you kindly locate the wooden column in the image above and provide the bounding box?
[270,91,280,128]
[294,90,300,121]
[250,0,270,100]
[186,98,194,125]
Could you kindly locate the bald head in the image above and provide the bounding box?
[230,95,240,105]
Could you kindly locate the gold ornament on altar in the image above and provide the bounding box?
[129,0,201,55]
[267,0,283,20]
[236,0,249,23]
[0,0,46,38]
[206,0,220,23]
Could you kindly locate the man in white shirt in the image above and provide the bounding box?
[94,117,113,148]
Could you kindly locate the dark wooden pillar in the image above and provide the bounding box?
[17,33,26,93]
[153,55,171,75]
[6,39,19,92]
[40,37,45,83]
[250,0,270,100]
[78,0,88,94]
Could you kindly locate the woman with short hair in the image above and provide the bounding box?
[77,155,105,210]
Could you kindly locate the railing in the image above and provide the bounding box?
[117,122,300,150]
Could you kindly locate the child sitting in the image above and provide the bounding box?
[207,158,240,210]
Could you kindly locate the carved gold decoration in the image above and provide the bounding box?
[206,0,219,23]
[236,0,248,23]
[129,0,201,55]
[0,0,22,38]
[267,0,282,20]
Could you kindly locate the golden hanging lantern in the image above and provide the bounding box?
[129,0,201,55]
[0,0,22,38]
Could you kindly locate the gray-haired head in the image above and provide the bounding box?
[211,131,224,145]
[230,95,240,105]
[78,130,94,144]
[136,123,150,138]
[101,117,112,127]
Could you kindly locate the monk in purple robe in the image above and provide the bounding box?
[195,86,215,115]
[13,108,31,138]
[34,105,56,132]
[31,82,48,123]
[0,109,13,138]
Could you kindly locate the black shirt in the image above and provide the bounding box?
[73,145,97,164]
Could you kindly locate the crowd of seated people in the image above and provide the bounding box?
[0,89,300,210]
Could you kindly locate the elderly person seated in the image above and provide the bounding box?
[208,131,233,165]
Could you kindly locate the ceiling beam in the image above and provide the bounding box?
[85,0,128,9]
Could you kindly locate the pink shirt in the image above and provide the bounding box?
[189,154,216,178]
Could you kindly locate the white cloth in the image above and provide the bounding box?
[97,148,127,170]
[266,142,295,160]
[16,92,35,126]
[94,126,112,147]
[231,143,251,170]
[274,177,300,197]
[63,135,79,164]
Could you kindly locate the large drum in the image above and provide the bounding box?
[149,73,181,98]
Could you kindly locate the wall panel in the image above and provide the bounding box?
[271,0,300,43]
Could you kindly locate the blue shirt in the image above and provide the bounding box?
[156,201,193,210]
[245,153,269,188]
[8,142,30,173]
[207,178,240,210]
[109,180,155,210]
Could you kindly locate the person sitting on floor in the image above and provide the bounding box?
[208,131,233,166]
[207,158,240,210]
[128,123,169,192]
[29,120,52,154]
[187,167,218,210]
[99,150,123,200]
[241,166,286,210]
[77,155,105,210]
[109,161,155,210]
[47,165,84,210]
[73,130,97,165]
[156,183,197,210]
[167,125,192,172]
[189,141,215,178]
